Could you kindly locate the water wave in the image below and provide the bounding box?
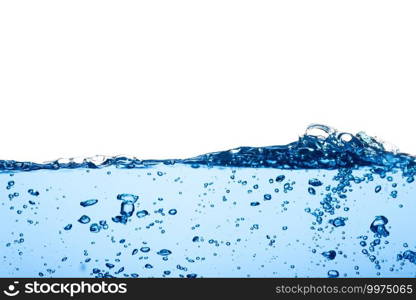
[1,125,415,177]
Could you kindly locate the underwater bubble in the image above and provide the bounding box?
[327,270,339,278]
[64,224,72,231]
[157,249,172,256]
[402,250,416,264]
[80,199,98,207]
[89,223,100,233]
[308,178,323,187]
[27,189,40,196]
[120,202,135,217]
[275,175,285,182]
[140,247,150,253]
[116,193,139,203]
[168,209,177,215]
[322,250,336,260]
[136,210,149,218]
[99,220,108,229]
[330,217,346,228]
[263,194,272,201]
[308,187,316,195]
[78,215,91,224]
[370,216,389,238]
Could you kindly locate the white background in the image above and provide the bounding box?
[0,1,415,162]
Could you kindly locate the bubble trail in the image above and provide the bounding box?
[0,124,415,278]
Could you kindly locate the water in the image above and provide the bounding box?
[1,125,415,278]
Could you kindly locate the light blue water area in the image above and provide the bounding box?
[0,125,415,278]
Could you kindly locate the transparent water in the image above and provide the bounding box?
[1,125,415,278]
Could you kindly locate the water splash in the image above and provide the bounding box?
[1,124,415,175]
[0,125,415,278]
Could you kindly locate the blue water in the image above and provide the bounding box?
[1,125,415,278]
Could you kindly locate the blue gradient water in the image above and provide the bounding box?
[1,125,415,278]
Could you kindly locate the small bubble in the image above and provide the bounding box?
[322,250,336,260]
[89,223,100,233]
[275,175,285,182]
[136,210,149,218]
[308,178,322,187]
[106,263,115,269]
[27,189,40,196]
[80,199,98,207]
[330,217,346,228]
[157,249,172,256]
[370,216,389,237]
[117,193,139,203]
[327,270,339,278]
[78,215,91,224]
[140,247,150,253]
[168,209,177,215]
[64,224,72,231]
